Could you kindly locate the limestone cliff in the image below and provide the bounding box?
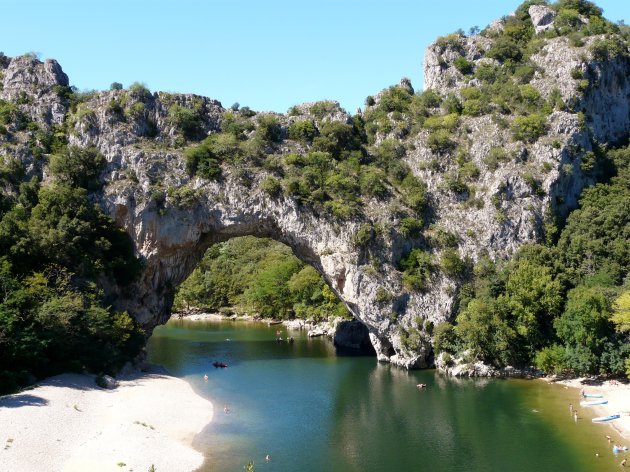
[0,6,628,369]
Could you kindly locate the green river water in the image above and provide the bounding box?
[147,319,627,471]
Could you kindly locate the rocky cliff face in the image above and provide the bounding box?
[1,8,628,369]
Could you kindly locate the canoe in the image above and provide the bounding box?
[580,400,608,406]
[582,393,603,398]
[592,414,620,423]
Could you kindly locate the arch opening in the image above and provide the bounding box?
[167,234,376,357]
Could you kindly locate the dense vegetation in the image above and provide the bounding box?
[434,143,629,377]
[0,137,144,393]
[174,237,350,321]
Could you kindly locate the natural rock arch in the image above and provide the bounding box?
[105,175,433,367]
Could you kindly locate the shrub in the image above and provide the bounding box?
[400,249,434,291]
[400,174,428,214]
[49,146,106,189]
[309,101,338,119]
[399,217,423,238]
[287,120,318,143]
[433,322,458,354]
[440,248,466,276]
[590,37,628,61]
[427,129,456,154]
[256,115,282,143]
[453,56,473,75]
[511,114,547,142]
[128,82,151,100]
[261,176,282,198]
[486,37,523,63]
[535,344,567,374]
[484,147,509,170]
[110,82,123,91]
[352,224,373,248]
[168,104,204,140]
[359,167,388,199]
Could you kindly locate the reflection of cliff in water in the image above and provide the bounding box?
[327,365,579,472]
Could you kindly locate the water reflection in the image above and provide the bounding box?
[148,321,618,472]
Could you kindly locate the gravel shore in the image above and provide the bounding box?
[0,365,213,472]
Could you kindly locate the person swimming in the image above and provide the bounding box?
[203,374,208,381]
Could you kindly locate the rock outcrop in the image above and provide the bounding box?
[529,5,557,34]
[1,8,629,370]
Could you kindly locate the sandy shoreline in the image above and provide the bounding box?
[546,377,630,440]
[0,365,213,472]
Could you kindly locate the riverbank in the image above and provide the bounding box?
[546,377,630,440]
[0,365,213,472]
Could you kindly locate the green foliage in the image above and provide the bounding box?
[168,104,204,140]
[453,56,474,75]
[511,114,547,142]
[535,344,567,374]
[110,82,123,91]
[288,120,318,143]
[400,249,434,291]
[399,217,423,238]
[261,176,282,198]
[427,129,456,154]
[440,248,467,277]
[128,82,151,100]
[49,145,105,189]
[432,322,458,354]
[590,36,628,61]
[256,115,282,143]
[445,142,630,373]
[352,224,373,248]
[0,149,143,392]
[173,237,350,321]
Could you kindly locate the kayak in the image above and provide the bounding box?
[582,393,603,398]
[580,400,608,406]
[592,414,620,423]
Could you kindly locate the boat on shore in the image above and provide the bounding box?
[592,414,620,423]
[580,400,608,406]
[582,393,604,398]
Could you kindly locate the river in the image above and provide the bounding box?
[147,319,624,471]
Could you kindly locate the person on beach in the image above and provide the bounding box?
[204,374,208,381]
[621,458,627,467]
[574,411,578,421]
[581,388,585,398]
[608,435,612,443]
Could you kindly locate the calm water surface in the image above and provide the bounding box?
[147,320,626,471]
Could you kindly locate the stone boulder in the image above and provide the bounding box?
[529,5,556,34]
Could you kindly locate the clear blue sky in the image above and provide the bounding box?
[0,0,626,113]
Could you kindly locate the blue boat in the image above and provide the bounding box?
[592,414,620,423]
[580,400,608,406]
[583,393,604,398]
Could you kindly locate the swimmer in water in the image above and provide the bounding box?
[203,374,208,381]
